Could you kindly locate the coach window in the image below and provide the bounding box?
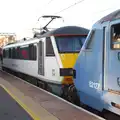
[9,48,11,58]
[11,48,13,58]
[15,47,18,59]
[5,49,9,58]
[4,49,8,58]
[20,45,29,60]
[12,48,16,59]
[16,47,20,59]
[3,49,5,58]
[111,23,120,49]
[46,37,55,56]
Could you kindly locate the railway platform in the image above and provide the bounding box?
[0,85,34,120]
[0,69,105,120]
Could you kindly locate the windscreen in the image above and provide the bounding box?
[55,35,87,53]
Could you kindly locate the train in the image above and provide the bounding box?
[1,15,89,103]
[2,10,120,119]
[73,9,120,118]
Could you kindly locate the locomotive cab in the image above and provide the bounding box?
[38,26,89,97]
[52,26,89,85]
[74,9,120,117]
[55,34,86,84]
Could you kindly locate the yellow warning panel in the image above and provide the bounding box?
[0,84,40,120]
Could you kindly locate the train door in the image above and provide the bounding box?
[38,40,44,75]
[101,26,107,91]
[106,21,120,92]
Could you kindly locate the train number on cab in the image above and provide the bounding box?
[89,81,100,90]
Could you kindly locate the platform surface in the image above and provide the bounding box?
[0,86,33,120]
[0,69,105,120]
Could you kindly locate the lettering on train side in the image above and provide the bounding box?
[89,81,100,89]
[12,64,18,67]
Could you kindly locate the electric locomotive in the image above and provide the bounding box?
[2,15,89,102]
[74,9,120,118]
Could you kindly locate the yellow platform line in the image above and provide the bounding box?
[0,84,40,120]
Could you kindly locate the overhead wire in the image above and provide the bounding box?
[47,0,54,5]
[37,0,55,21]
[91,7,119,23]
[93,7,119,15]
[54,0,85,15]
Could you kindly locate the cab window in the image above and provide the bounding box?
[55,35,87,53]
[111,23,120,49]
[46,37,55,56]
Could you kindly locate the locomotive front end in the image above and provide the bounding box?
[55,34,86,85]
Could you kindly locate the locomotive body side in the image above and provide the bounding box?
[74,9,120,116]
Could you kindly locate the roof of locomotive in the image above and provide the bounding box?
[3,26,89,49]
[35,26,89,38]
[97,9,120,24]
